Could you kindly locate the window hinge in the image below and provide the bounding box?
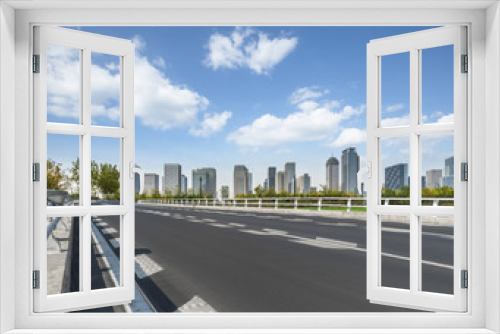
[461,270,468,289]
[33,54,40,73]
[461,162,468,182]
[33,270,40,289]
[461,54,468,73]
[33,163,40,182]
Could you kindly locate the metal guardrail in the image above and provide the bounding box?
[139,196,454,212]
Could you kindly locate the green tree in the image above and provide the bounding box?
[254,185,264,197]
[47,159,64,190]
[97,163,120,197]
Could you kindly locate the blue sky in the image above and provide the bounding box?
[47,26,455,195]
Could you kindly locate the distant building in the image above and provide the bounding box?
[422,176,426,189]
[441,156,454,188]
[193,168,216,197]
[426,169,443,189]
[284,162,296,194]
[263,179,269,190]
[247,172,253,195]
[310,187,317,193]
[277,171,285,192]
[134,164,141,193]
[181,174,188,194]
[341,147,360,193]
[326,157,340,191]
[234,165,249,196]
[385,163,409,190]
[144,173,160,194]
[220,185,229,199]
[297,173,311,194]
[268,167,277,191]
[164,163,181,195]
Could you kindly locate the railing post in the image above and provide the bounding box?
[318,198,322,211]
[233,199,236,207]
[433,199,439,207]
[245,199,248,208]
[275,198,278,209]
[347,198,352,212]
[259,199,262,209]
[294,198,298,210]
[385,199,390,206]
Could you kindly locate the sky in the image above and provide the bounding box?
[46,26,455,196]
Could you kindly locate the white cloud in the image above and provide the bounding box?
[189,111,232,137]
[437,113,454,123]
[204,27,298,75]
[381,114,410,127]
[227,101,364,147]
[331,128,367,148]
[47,35,223,134]
[290,86,328,105]
[384,103,404,113]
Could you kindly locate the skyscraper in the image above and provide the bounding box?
[297,173,311,194]
[164,163,181,195]
[247,172,253,195]
[441,156,454,188]
[341,147,360,193]
[181,174,187,194]
[385,163,409,190]
[144,173,160,194]
[284,162,296,194]
[233,165,249,196]
[268,167,277,191]
[326,157,340,191]
[192,168,216,198]
[277,171,285,193]
[426,169,443,189]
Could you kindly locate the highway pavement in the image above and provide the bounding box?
[92,204,454,312]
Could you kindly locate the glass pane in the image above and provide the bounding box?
[91,52,121,127]
[421,133,454,206]
[380,137,410,205]
[380,52,410,127]
[91,216,121,290]
[47,44,81,124]
[47,216,81,295]
[421,45,454,124]
[381,215,410,290]
[47,133,80,206]
[91,137,121,205]
[420,215,454,294]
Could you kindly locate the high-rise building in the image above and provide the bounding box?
[247,172,253,195]
[220,185,229,199]
[134,164,141,193]
[233,165,249,196]
[297,173,311,194]
[268,167,277,191]
[441,156,454,188]
[264,179,269,190]
[385,163,409,190]
[164,163,181,195]
[341,147,360,193]
[326,157,340,191]
[284,162,296,194]
[192,168,216,197]
[426,169,443,189]
[144,173,160,194]
[277,171,285,192]
[181,174,188,194]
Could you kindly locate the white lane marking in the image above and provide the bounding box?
[185,215,197,219]
[282,218,314,223]
[176,295,216,313]
[102,227,117,235]
[240,229,270,236]
[187,219,205,223]
[110,238,120,249]
[228,223,246,228]
[381,252,454,270]
[171,214,184,219]
[203,218,217,223]
[135,254,163,279]
[291,237,358,250]
[262,228,288,236]
[382,227,453,239]
[208,223,232,228]
[96,222,108,227]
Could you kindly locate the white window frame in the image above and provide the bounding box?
[366,26,467,312]
[33,26,136,313]
[1,1,499,333]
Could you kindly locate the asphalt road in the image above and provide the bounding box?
[94,204,454,312]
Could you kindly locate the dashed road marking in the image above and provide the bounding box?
[228,223,246,228]
[208,223,232,228]
[203,218,217,223]
[135,254,163,279]
[102,227,117,235]
[262,228,288,236]
[176,295,216,313]
[240,229,270,236]
[282,218,314,223]
[110,238,120,249]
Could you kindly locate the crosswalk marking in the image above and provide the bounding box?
[176,295,216,313]
[102,227,117,235]
[135,254,163,279]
